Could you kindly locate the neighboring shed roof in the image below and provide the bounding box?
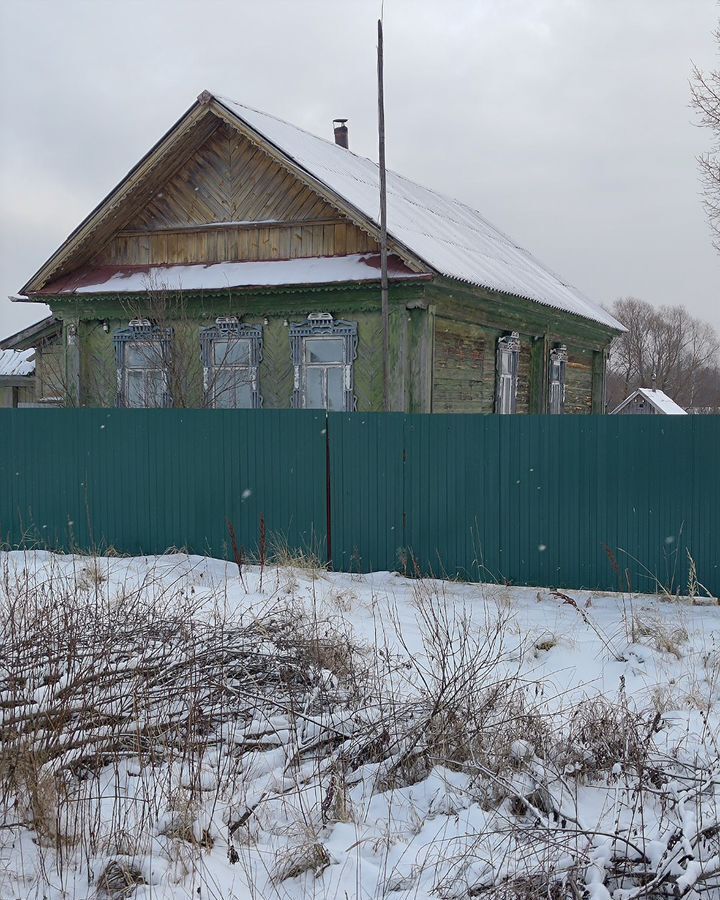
[215,95,624,332]
[611,388,687,416]
[29,254,427,296]
[0,316,61,351]
[0,348,35,378]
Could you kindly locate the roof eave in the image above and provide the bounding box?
[436,274,625,334]
[27,272,433,302]
[0,315,61,350]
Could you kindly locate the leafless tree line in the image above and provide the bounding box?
[607,297,720,411]
[692,25,720,252]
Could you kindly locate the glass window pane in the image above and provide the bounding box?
[146,371,165,408]
[213,338,250,366]
[126,341,159,368]
[326,367,344,411]
[212,368,255,409]
[500,349,513,376]
[213,369,235,407]
[305,367,324,408]
[305,338,344,364]
[235,381,254,409]
[126,370,145,407]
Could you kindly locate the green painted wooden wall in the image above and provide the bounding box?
[39,278,616,413]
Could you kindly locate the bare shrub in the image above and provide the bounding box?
[95,859,146,898]
[271,841,330,884]
[632,610,689,659]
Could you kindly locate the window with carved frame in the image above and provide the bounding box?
[200,318,262,409]
[548,345,567,415]
[290,314,358,411]
[114,320,172,408]
[495,331,520,414]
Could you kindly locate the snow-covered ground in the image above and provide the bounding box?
[1,551,718,899]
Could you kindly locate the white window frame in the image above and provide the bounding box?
[548,345,567,415]
[290,314,358,412]
[114,320,172,408]
[200,318,263,409]
[495,332,520,414]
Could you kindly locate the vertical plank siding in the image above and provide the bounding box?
[2,411,715,597]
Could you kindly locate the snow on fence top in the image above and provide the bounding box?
[216,94,625,332]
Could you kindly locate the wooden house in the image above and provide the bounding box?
[12,90,624,413]
[610,387,687,416]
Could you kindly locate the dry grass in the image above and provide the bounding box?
[0,552,718,900]
[632,610,689,658]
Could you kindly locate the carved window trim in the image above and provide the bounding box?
[290,314,358,411]
[113,319,173,408]
[200,318,263,409]
[495,331,520,415]
[548,345,567,415]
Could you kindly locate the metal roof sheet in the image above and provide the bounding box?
[38,254,424,296]
[216,95,624,331]
[610,388,687,415]
[0,348,35,378]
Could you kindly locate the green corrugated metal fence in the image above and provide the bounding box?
[1,410,718,595]
[0,409,327,559]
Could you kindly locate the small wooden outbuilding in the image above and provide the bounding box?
[610,388,687,416]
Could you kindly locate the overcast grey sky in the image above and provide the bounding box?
[1,0,718,339]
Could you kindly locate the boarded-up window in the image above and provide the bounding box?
[432,319,488,413]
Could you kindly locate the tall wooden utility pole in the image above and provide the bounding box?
[377,17,390,411]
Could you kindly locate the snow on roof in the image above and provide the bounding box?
[611,388,687,415]
[216,95,624,331]
[0,348,35,378]
[40,254,425,296]
[636,388,687,415]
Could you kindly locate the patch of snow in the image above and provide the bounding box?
[1,551,718,899]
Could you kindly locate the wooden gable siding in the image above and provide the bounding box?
[126,124,340,228]
[91,124,379,267]
[91,222,378,266]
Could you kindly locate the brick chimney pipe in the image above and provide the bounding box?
[333,119,349,149]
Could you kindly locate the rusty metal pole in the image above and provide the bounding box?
[378,18,390,411]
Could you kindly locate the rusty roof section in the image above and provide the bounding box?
[34,254,428,297]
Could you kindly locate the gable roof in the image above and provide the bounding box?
[611,388,687,415]
[17,91,624,332]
